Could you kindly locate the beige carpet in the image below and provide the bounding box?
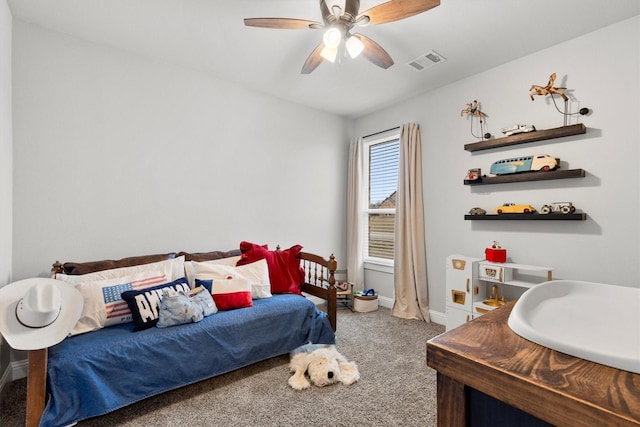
[0,306,444,426]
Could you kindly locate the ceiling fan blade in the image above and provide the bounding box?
[320,0,335,25]
[244,18,321,29]
[301,42,325,74]
[353,34,394,69]
[344,0,361,20]
[359,0,440,25]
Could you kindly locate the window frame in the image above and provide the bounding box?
[362,132,400,268]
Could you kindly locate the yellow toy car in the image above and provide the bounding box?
[494,203,536,214]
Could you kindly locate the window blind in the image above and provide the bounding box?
[367,139,399,260]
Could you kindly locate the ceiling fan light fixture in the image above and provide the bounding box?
[322,27,342,49]
[321,46,338,62]
[245,0,442,73]
[346,35,364,58]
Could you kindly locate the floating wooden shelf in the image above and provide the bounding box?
[464,123,587,152]
[465,213,587,221]
[464,168,585,185]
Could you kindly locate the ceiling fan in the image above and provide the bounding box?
[244,0,440,74]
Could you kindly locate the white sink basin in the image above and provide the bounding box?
[508,280,640,374]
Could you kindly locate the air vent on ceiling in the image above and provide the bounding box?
[406,50,446,71]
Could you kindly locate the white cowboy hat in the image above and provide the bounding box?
[0,278,83,350]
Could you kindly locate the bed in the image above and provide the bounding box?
[25,247,338,427]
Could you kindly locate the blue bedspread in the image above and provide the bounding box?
[40,294,335,427]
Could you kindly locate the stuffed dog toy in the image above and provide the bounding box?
[288,343,360,390]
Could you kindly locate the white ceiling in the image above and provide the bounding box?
[8,0,640,118]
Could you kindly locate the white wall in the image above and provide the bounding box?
[0,0,11,286]
[353,16,640,316]
[12,21,350,280]
[0,0,12,388]
[8,14,639,324]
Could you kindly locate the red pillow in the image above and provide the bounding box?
[237,242,304,294]
[195,278,253,311]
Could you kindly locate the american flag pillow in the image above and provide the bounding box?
[69,271,167,336]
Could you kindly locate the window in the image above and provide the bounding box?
[363,134,400,263]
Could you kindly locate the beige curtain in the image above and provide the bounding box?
[392,123,430,321]
[346,137,364,289]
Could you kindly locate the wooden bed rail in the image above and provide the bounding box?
[26,349,47,427]
[299,252,338,332]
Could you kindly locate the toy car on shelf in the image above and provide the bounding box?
[501,124,536,136]
[490,154,559,175]
[468,207,487,215]
[493,203,536,214]
[465,168,481,181]
[540,202,576,214]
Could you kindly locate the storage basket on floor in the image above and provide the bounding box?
[353,294,378,312]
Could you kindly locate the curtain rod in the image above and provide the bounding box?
[363,126,400,139]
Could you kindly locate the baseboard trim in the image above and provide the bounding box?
[0,359,27,398]
[429,309,446,326]
[378,296,445,326]
[12,359,28,381]
[377,295,393,309]
[0,364,11,396]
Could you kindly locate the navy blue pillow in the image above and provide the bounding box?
[121,277,190,331]
[195,278,213,293]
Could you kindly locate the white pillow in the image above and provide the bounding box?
[56,256,185,285]
[192,258,272,299]
[69,271,167,336]
[184,256,241,288]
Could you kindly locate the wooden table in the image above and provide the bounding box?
[427,301,640,427]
